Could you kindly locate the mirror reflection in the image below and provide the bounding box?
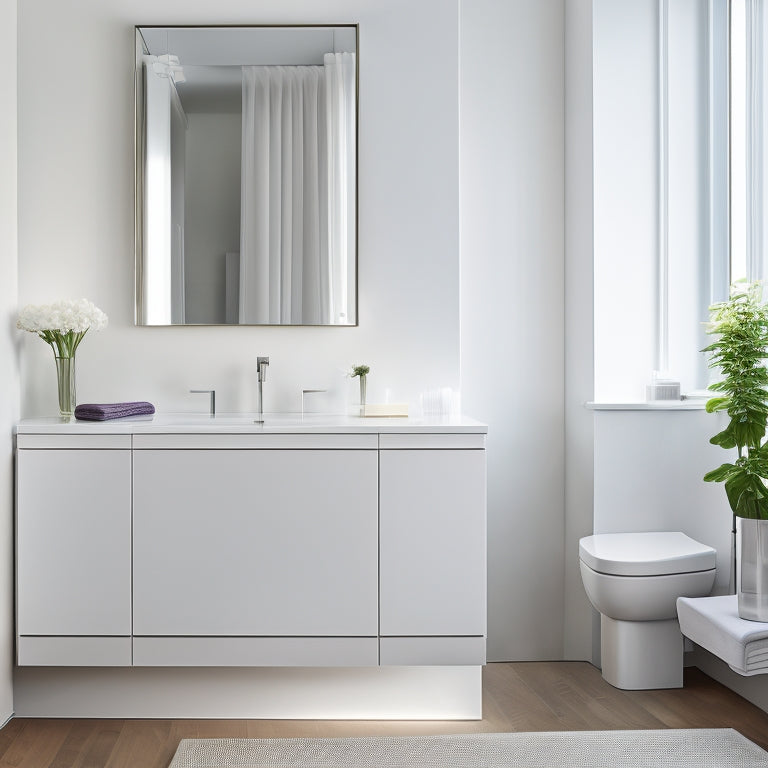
[135,26,358,325]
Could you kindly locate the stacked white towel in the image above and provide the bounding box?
[677,595,768,676]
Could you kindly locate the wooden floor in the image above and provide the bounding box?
[1,662,767,767]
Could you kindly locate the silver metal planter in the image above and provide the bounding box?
[737,517,768,621]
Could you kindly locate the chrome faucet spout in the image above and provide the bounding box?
[255,357,270,423]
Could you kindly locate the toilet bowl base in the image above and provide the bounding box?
[600,615,683,690]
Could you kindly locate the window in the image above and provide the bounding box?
[729,0,768,286]
[593,0,729,401]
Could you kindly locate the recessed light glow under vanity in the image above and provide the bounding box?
[14,413,487,719]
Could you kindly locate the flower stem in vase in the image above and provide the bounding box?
[55,356,76,417]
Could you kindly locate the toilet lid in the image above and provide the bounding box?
[579,531,716,576]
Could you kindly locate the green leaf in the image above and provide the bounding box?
[705,397,729,413]
[714,460,768,519]
[703,463,737,483]
[710,429,738,449]
[730,419,767,450]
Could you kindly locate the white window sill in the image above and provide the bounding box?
[587,400,707,411]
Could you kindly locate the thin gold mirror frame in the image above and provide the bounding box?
[134,24,359,326]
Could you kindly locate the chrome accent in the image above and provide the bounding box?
[189,389,216,415]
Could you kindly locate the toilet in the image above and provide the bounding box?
[579,531,716,690]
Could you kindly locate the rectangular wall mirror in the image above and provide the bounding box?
[135,25,358,326]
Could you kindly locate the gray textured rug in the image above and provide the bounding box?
[168,729,768,767]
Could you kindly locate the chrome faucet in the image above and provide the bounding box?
[189,389,216,416]
[255,357,269,423]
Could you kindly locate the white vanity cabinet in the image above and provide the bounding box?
[16,435,132,666]
[15,416,486,671]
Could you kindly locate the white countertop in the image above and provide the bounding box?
[16,413,488,435]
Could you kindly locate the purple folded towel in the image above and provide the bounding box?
[74,401,155,421]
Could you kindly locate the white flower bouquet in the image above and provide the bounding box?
[17,299,108,417]
[17,298,108,358]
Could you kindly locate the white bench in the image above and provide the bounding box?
[677,595,768,676]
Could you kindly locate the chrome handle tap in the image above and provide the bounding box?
[255,357,269,423]
[190,389,216,416]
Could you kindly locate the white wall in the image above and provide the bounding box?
[593,409,734,594]
[563,0,596,663]
[0,0,18,722]
[460,0,566,661]
[17,0,460,418]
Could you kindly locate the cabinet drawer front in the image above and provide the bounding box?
[16,449,132,637]
[133,449,379,637]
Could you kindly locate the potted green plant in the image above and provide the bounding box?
[703,282,768,620]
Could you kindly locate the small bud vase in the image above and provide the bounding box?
[359,374,367,416]
[55,356,76,417]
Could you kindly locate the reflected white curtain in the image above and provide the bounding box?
[239,54,356,324]
[240,65,326,324]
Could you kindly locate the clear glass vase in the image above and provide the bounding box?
[359,374,367,416]
[55,355,76,417]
